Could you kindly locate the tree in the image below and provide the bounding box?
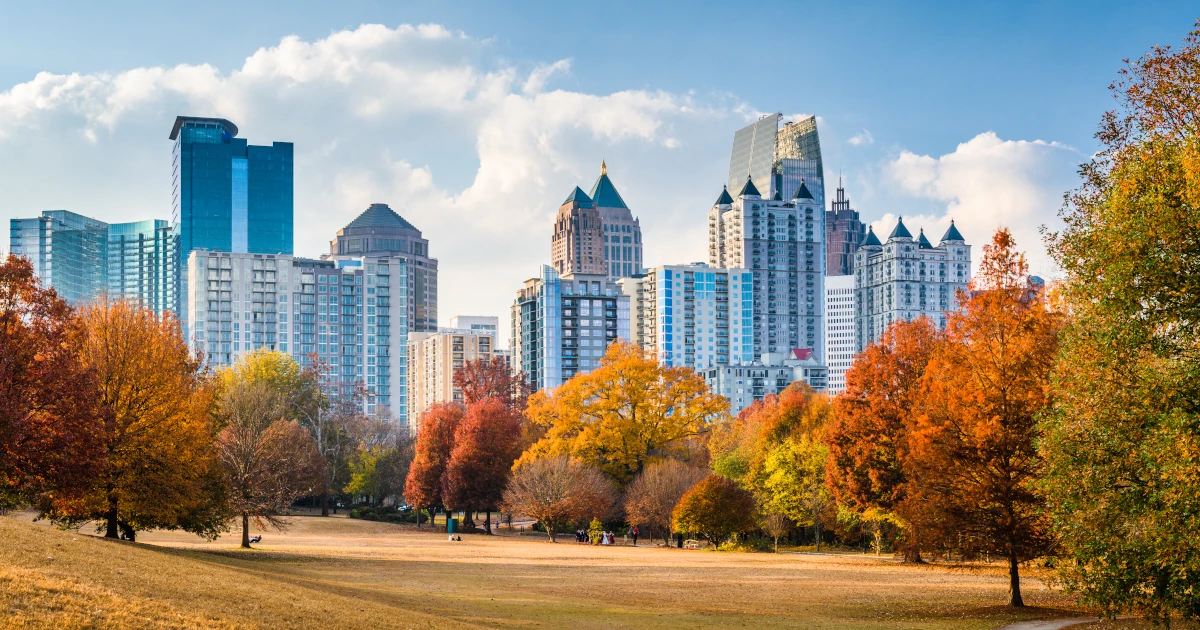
[762,513,791,553]
[454,357,532,412]
[45,299,226,541]
[403,403,465,525]
[623,459,708,544]
[295,354,363,516]
[911,229,1061,607]
[1041,22,1200,623]
[501,456,615,542]
[761,436,832,550]
[672,475,758,548]
[0,256,101,510]
[521,342,729,485]
[441,397,523,533]
[824,318,940,561]
[217,381,322,548]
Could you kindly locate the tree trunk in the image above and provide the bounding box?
[774,536,779,553]
[1008,550,1024,607]
[484,510,492,535]
[321,489,330,517]
[104,494,119,539]
[241,514,251,548]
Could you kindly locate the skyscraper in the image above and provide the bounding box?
[727,114,825,210]
[551,162,643,281]
[330,203,438,332]
[708,178,826,359]
[170,116,293,326]
[823,274,855,394]
[825,180,866,276]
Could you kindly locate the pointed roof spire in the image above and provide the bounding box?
[562,186,594,208]
[888,216,913,240]
[589,164,629,209]
[793,179,814,200]
[863,226,882,247]
[941,219,965,243]
[737,176,761,198]
[715,185,734,206]
[918,228,933,249]
[601,159,607,175]
[772,189,782,201]
[345,203,416,230]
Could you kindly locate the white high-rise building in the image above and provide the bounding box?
[449,315,500,335]
[620,263,754,370]
[824,275,855,394]
[854,219,971,351]
[408,327,495,429]
[708,177,826,359]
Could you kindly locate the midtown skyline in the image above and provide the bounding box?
[0,3,1193,346]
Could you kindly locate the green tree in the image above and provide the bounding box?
[1041,22,1200,623]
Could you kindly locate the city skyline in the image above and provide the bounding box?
[0,4,1193,347]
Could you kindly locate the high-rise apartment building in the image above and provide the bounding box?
[727,114,825,210]
[551,162,642,281]
[449,315,499,336]
[823,275,855,394]
[708,178,827,359]
[511,266,630,391]
[702,349,829,415]
[330,203,438,332]
[825,181,866,276]
[620,264,754,370]
[186,251,409,425]
[170,116,293,327]
[10,210,176,313]
[407,327,495,427]
[854,219,971,351]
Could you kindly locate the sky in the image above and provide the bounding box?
[1,1,1196,346]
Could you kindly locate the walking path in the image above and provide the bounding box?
[996,619,1095,630]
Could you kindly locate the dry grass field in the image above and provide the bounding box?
[0,512,1156,629]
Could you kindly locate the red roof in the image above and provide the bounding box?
[790,348,814,360]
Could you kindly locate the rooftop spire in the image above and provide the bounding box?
[601,159,607,175]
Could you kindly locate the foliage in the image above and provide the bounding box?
[671,475,758,548]
[441,397,523,532]
[1041,22,1200,623]
[761,512,790,552]
[345,435,414,507]
[824,318,940,561]
[623,459,708,544]
[912,229,1062,607]
[44,299,226,540]
[216,380,322,547]
[295,354,367,516]
[403,403,465,514]
[454,357,533,412]
[521,341,730,485]
[588,517,604,545]
[0,256,101,510]
[501,455,615,542]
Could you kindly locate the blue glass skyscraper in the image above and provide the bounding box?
[169,116,293,325]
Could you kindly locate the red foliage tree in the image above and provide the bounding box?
[403,403,465,526]
[454,357,532,412]
[0,256,101,509]
[441,397,523,533]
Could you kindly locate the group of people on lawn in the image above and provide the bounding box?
[574,526,639,545]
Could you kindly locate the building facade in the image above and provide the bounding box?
[702,349,829,416]
[186,250,409,425]
[330,203,437,332]
[854,219,971,351]
[727,113,825,210]
[107,219,177,314]
[825,181,865,276]
[170,116,293,328]
[551,162,642,281]
[620,264,754,370]
[708,178,827,359]
[407,328,495,427]
[512,265,630,391]
[449,315,499,336]
[823,274,855,394]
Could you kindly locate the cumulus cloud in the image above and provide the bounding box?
[0,24,739,346]
[880,132,1078,276]
[847,129,873,146]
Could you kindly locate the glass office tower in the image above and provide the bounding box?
[108,219,177,315]
[727,113,781,202]
[170,116,294,329]
[726,113,825,210]
[9,210,108,304]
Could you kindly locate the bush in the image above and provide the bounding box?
[672,476,758,548]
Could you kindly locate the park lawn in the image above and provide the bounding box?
[3,513,1096,630]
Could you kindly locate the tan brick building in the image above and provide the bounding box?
[407,327,495,430]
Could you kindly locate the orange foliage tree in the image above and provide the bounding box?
[911,229,1062,607]
[441,397,524,533]
[403,402,465,525]
[671,475,758,548]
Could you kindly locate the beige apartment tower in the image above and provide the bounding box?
[407,327,495,429]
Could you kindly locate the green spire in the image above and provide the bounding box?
[562,186,594,207]
[590,161,629,209]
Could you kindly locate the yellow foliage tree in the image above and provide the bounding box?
[519,342,730,485]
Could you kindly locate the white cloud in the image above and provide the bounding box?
[0,24,740,347]
[881,132,1077,276]
[848,129,873,146]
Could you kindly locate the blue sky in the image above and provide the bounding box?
[1,1,1195,334]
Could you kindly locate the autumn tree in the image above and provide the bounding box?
[345,431,414,507]
[521,342,730,485]
[0,256,100,510]
[623,459,708,544]
[501,455,615,542]
[824,318,940,561]
[403,403,465,525]
[44,299,227,541]
[216,380,322,548]
[671,475,758,548]
[441,397,523,533]
[295,354,364,516]
[454,357,533,411]
[911,229,1061,607]
[1041,22,1200,623]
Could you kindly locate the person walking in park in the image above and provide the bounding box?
[629,526,639,546]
